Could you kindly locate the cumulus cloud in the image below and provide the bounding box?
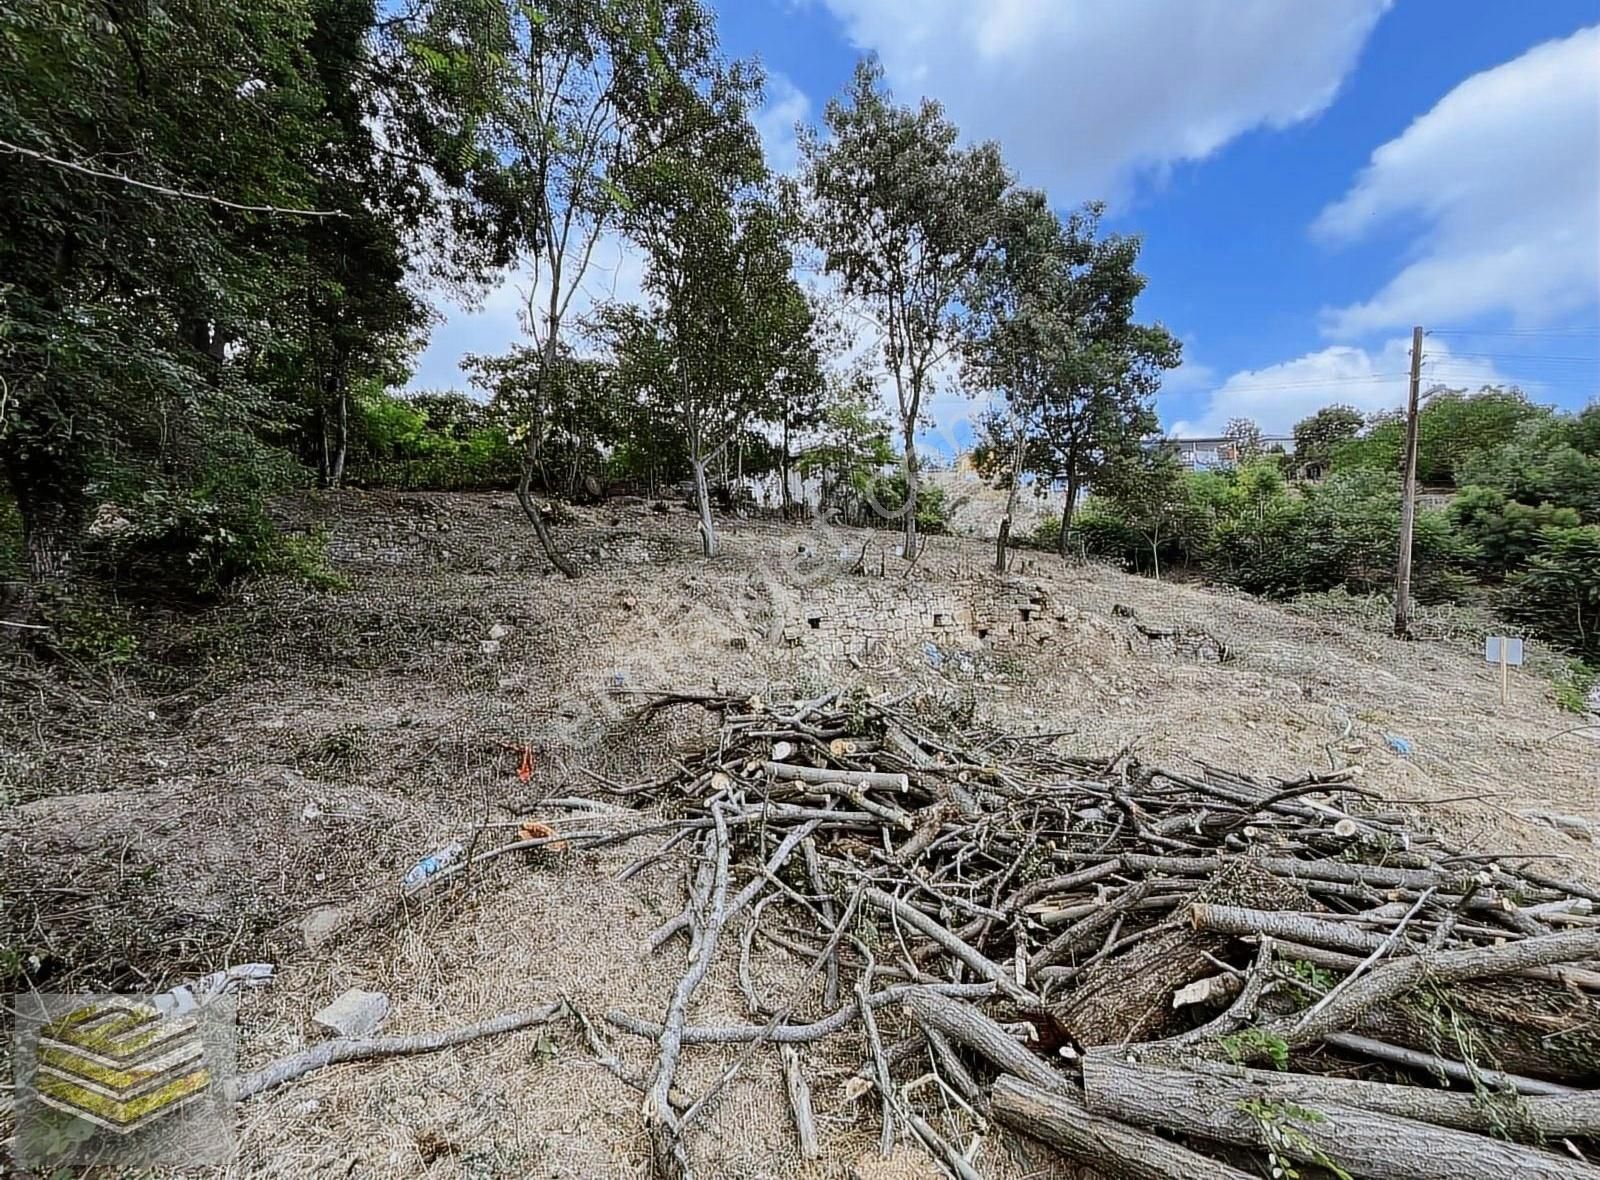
[819,0,1389,201]
[1316,26,1600,337]
[1167,338,1509,436]
[756,71,810,175]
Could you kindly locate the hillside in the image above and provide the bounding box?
[4,492,1597,1178]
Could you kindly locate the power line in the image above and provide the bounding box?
[0,138,348,218]
[1430,327,1600,338]
[1432,351,1598,363]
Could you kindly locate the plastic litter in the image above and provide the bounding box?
[152,962,275,1015]
[1384,734,1414,757]
[402,839,465,892]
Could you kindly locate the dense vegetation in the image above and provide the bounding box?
[1048,390,1600,665]
[1,3,1171,599]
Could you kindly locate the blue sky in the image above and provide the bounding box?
[410,1,1600,446]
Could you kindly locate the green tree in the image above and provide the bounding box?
[797,379,896,524]
[0,1,329,582]
[1292,404,1363,475]
[965,193,1178,563]
[620,81,817,555]
[801,58,1010,558]
[1506,526,1600,660]
[467,0,737,576]
[1449,486,1582,576]
[1095,444,1190,580]
[1223,417,1264,461]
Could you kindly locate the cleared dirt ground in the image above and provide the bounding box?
[3,490,1596,1177]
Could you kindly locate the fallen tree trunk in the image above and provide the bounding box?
[897,987,1067,1094]
[1175,1057,1598,1139]
[763,761,910,794]
[1081,1052,1599,1180]
[991,1076,1257,1180]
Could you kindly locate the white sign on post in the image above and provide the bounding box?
[1484,636,1524,666]
[1485,635,1523,706]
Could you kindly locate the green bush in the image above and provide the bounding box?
[34,586,140,667]
[1553,660,1598,714]
[0,490,21,582]
[1504,525,1600,660]
[84,485,342,598]
[1449,486,1581,575]
[860,472,948,535]
[1062,500,1155,570]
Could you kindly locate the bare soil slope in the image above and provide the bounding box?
[3,490,1595,1177]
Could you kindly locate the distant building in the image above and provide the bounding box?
[1161,435,1295,471]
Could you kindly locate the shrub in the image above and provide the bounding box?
[84,484,342,599]
[1553,660,1598,714]
[1449,486,1581,575]
[859,472,948,535]
[1504,525,1600,660]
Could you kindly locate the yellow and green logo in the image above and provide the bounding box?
[30,999,212,1134]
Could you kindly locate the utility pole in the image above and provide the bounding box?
[1394,324,1424,639]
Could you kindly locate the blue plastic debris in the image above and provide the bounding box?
[924,642,943,668]
[1384,734,1414,757]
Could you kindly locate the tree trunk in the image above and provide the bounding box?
[517,453,577,579]
[1080,1052,1595,1180]
[992,1076,1256,1180]
[692,456,717,558]
[1058,468,1080,559]
[22,512,73,583]
[314,403,331,488]
[328,389,347,488]
[780,417,792,521]
[901,419,918,559]
[1166,1057,1600,1140]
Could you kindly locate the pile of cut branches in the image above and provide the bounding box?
[477,688,1600,1179]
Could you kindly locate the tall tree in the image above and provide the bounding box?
[0,0,515,591]
[1292,404,1363,476]
[969,200,1178,558]
[1223,416,1265,460]
[464,0,736,577]
[617,63,816,557]
[800,59,1009,558]
[0,0,330,582]
[965,188,1071,570]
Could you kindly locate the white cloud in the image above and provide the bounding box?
[756,72,810,175]
[1167,338,1509,436]
[407,233,648,392]
[819,0,1389,201]
[1316,26,1600,337]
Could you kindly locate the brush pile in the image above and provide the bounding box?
[466,688,1600,1179]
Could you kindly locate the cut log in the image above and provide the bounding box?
[763,761,910,793]
[1052,861,1305,1046]
[779,1046,819,1160]
[991,1076,1257,1180]
[1175,1057,1598,1138]
[897,987,1066,1094]
[1081,1051,1599,1180]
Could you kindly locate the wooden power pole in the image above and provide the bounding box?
[1394,324,1424,638]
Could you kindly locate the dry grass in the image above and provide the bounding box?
[3,489,1596,1176]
